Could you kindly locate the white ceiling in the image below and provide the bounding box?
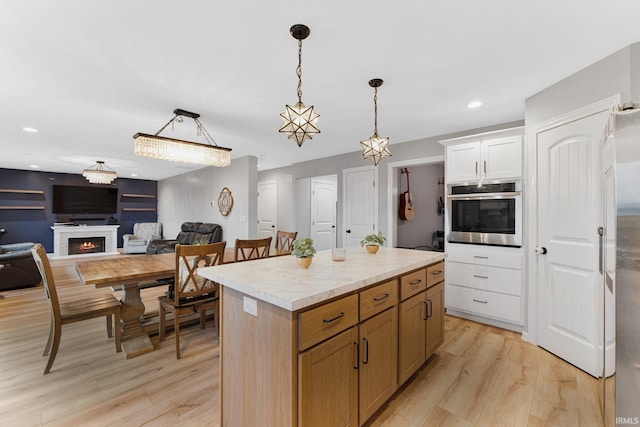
[2,1,640,181]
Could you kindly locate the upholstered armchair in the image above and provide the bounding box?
[122,223,162,254]
[0,242,41,291]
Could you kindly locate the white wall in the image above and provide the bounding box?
[157,155,258,245]
[396,164,445,248]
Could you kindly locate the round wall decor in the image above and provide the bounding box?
[217,187,233,216]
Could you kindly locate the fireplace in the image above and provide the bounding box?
[68,237,106,255]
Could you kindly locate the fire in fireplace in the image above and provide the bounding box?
[68,237,106,255]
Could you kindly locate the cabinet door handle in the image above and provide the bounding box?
[473,299,488,304]
[410,279,422,285]
[363,338,369,365]
[431,270,442,275]
[473,274,488,279]
[484,160,487,174]
[427,299,433,318]
[423,301,428,320]
[475,161,478,176]
[373,293,390,302]
[474,255,489,259]
[323,312,345,323]
[353,342,359,370]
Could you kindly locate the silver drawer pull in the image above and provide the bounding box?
[373,293,390,302]
[474,256,489,259]
[472,299,488,304]
[410,279,422,285]
[323,312,346,323]
[473,274,488,279]
[431,270,442,275]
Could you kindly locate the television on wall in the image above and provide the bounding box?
[52,185,118,214]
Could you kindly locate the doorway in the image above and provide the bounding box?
[295,174,337,250]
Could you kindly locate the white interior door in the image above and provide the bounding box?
[257,180,277,243]
[536,109,609,377]
[343,166,377,247]
[311,178,337,251]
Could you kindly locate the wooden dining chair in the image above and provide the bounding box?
[158,242,226,359]
[275,230,297,252]
[234,237,272,262]
[30,243,121,375]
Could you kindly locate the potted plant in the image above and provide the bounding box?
[360,231,386,254]
[292,238,317,268]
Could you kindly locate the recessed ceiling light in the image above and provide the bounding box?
[467,101,482,109]
[23,127,38,133]
[30,164,40,169]
[131,173,138,177]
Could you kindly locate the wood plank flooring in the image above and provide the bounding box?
[0,256,602,426]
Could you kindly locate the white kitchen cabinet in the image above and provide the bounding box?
[440,127,523,183]
[444,243,523,331]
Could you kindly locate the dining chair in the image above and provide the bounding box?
[31,243,122,375]
[158,241,226,359]
[234,237,272,262]
[275,230,297,252]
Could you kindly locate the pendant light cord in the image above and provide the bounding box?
[373,87,378,134]
[297,39,303,103]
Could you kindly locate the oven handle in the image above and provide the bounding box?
[447,192,521,200]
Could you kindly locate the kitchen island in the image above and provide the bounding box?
[198,246,445,427]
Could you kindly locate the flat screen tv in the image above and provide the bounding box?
[52,185,118,214]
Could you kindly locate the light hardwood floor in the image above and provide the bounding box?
[0,256,602,426]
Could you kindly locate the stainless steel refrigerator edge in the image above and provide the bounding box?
[602,103,640,425]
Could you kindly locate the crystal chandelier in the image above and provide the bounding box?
[279,24,320,147]
[360,79,391,166]
[134,109,232,167]
[82,161,117,184]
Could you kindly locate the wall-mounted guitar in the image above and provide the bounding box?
[399,168,415,221]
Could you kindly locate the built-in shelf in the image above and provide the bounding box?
[0,189,44,195]
[121,208,156,212]
[121,193,155,199]
[0,206,46,210]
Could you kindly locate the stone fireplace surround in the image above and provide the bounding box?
[51,225,119,259]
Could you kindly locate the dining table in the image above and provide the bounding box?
[74,246,292,358]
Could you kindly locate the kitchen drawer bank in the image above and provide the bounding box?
[199,247,445,427]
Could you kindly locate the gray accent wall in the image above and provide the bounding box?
[157,156,257,245]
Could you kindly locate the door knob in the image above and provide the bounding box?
[535,247,548,255]
[346,229,351,234]
[332,225,336,228]
[271,225,275,228]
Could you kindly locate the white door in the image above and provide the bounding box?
[311,178,337,251]
[343,166,377,247]
[257,180,277,242]
[536,109,609,377]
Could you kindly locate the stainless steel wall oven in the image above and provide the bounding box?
[447,181,522,247]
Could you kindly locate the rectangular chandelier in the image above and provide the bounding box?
[134,134,231,167]
[133,109,232,167]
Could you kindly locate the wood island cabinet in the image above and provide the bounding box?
[199,248,445,427]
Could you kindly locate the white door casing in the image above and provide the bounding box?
[311,178,337,251]
[257,180,277,243]
[532,98,617,377]
[343,166,377,247]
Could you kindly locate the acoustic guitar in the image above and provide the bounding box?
[399,168,415,221]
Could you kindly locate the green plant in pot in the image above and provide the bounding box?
[292,238,316,268]
[361,232,386,254]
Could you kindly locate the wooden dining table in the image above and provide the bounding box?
[75,246,291,358]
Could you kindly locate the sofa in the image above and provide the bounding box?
[122,222,163,254]
[0,242,42,291]
[146,222,223,254]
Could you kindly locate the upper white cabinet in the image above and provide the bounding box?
[440,127,523,183]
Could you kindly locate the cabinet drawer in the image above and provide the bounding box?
[446,261,521,296]
[360,279,398,322]
[426,262,444,288]
[446,247,522,269]
[400,269,427,301]
[299,294,359,351]
[445,284,522,324]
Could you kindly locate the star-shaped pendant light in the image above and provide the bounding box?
[360,79,391,166]
[279,24,320,147]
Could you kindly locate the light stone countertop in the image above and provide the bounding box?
[198,247,445,312]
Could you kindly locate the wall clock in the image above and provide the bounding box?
[217,187,233,216]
